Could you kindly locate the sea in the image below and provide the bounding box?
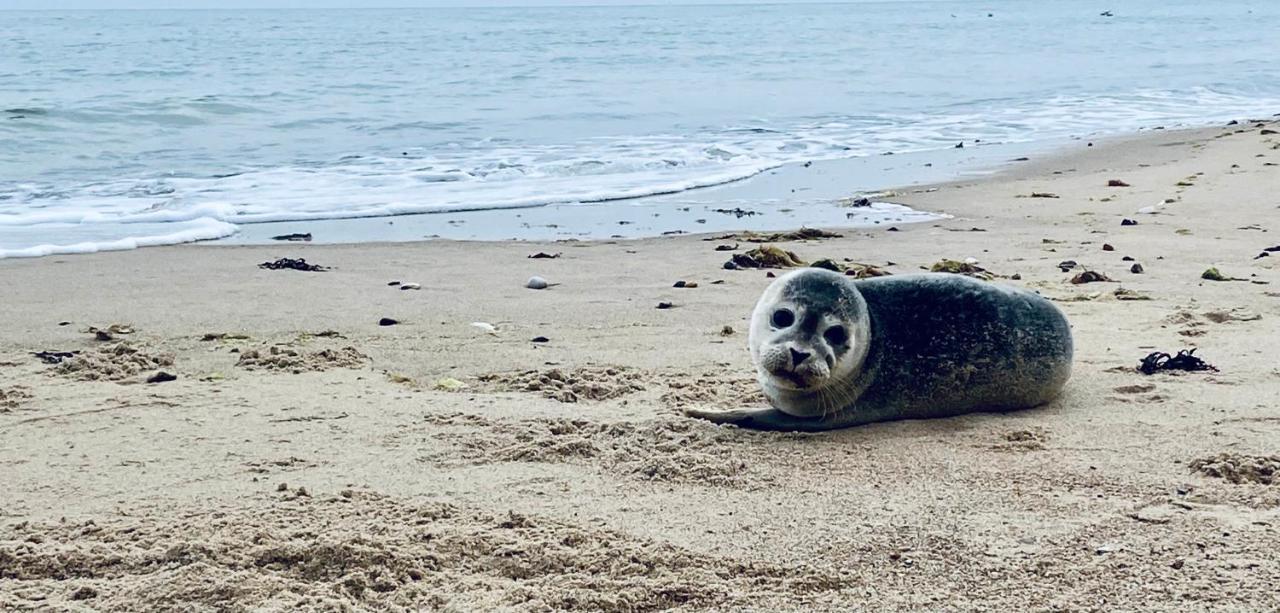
[3,1,1280,257]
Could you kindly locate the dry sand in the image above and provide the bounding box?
[2,121,1279,611]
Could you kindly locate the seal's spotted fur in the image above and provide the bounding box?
[688,269,1073,431]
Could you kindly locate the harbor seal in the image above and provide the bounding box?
[687,269,1072,431]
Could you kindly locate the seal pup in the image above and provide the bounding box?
[687,269,1072,431]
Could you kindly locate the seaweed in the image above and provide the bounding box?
[724,246,805,270]
[1071,270,1114,284]
[33,350,77,364]
[930,259,993,280]
[706,228,840,243]
[270,233,312,242]
[1201,267,1246,282]
[258,257,327,272]
[1138,349,1218,375]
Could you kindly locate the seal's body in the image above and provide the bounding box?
[688,269,1073,431]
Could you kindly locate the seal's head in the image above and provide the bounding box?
[749,268,871,416]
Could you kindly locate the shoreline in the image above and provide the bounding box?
[2,119,1279,610]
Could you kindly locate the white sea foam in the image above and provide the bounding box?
[2,87,1279,257]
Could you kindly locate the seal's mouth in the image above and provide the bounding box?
[768,368,815,390]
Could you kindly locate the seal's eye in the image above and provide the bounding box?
[771,308,795,328]
[823,326,848,346]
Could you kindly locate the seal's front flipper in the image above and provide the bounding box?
[684,407,832,432]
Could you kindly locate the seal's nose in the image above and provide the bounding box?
[789,348,811,367]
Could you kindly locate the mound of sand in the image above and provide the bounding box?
[236,346,368,373]
[1191,453,1279,485]
[52,343,174,382]
[0,490,847,611]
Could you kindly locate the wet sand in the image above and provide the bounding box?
[1,121,1278,611]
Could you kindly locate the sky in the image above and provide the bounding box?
[4,0,919,9]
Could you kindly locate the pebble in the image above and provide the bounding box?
[378,318,399,326]
[1131,263,1144,274]
[400,283,421,290]
[526,276,549,290]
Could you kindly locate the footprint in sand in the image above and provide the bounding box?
[0,385,33,412]
[422,413,774,486]
[474,366,647,403]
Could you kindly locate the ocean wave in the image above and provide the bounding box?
[3,87,1279,258]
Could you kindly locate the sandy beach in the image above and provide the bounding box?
[2,121,1278,611]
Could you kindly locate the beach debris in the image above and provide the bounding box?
[714,243,738,251]
[1138,348,1218,375]
[954,141,964,149]
[378,318,399,327]
[259,257,327,272]
[1262,129,1278,135]
[1107,179,1131,187]
[1175,228,1191,236]
[725,245,805,270]
[711,207,758,218]
[1100,10,1114,17]
[1191,453,1278,485]
[146,371,177,384]
[766,272,776,278]
[526,276,549,290]
[201,332,251,342]
[1058,260,1078,272]
[270,233,312,242]
[930,259,993,280]
[710,279,725,284]
[531,336,550,343]
[387,281,400,286]
[839,196,873,207]
[1201,267,1247,282]
[399,282,421,290]
[1030,192,1059,198]
[1122,256,1134,261]
[527,252,561,259]
[85,323,135,341]
[845,263,892,279]
[33,350,77,364]
[1257,252,1272,260]
[708,228,840,243]
[1121,218,1138,226]
[673,280,699,288]
[1130,263,1144,274]
[1102,243,1115,251]
[471,322,498,335]
[1113,288,1151,301]
[386,372,415,386]
[1071,270,1114,284]
[1203,309,1262,323]
[1256,246,1280,260]
[809,258,844,272]
[720,325,735,336]
[656,302,674,309]
[433,377,468,392]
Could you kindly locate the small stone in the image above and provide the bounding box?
[1171,558,1185,569]
[69,586,98,601]
[1108,179,1130,187]
[1122,256,1134,261]
[277,482,288,492]
[766,272,776,278]
[399,283,421,290]
[656,302,674,309]
[526,276,549,290]
[720,325,734,336]
[673,281,687,288]
[1121,218,1138,226]
[531,336,550,343]
[1102,243,1115,251]
[378,318,399,326]
[146,371,177,384]
[1131,263,1144,274]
